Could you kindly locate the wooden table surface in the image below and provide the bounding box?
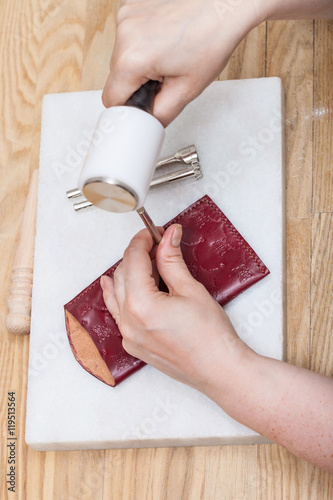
[1,1,332,498]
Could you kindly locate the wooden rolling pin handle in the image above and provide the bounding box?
[6,170,39,335]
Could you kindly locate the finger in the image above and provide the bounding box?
[113,262,126,307]
[152,77,197,126]
[156,224,198,295]
[102,68,194,126]
[151,259,159,288]
[102,68,153,108]
[122,228,160,298]
[149,226,164,261]
[100,275,121,327]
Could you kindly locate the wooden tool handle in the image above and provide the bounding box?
[6,169,39,335]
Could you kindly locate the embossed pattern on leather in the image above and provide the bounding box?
[64,195,270,387]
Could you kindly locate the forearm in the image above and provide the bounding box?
[206,346,333,472]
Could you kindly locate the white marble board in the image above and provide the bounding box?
[26,78,285,451]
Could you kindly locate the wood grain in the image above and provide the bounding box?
[266,20,314,220]
[220,23,266,81]
[286,219,311,369]
[1,2,333,499]
[313,20,333,214]
[310,213,333,376]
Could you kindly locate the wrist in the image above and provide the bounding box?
[200,333,258,404]
[212,0,270,48]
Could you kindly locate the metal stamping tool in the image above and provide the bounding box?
[67,145,202,211]
[150,162,201,188]
[155,144,199,169]
[136,207,162,245]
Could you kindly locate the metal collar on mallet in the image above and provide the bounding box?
[82,177,138,213]
[83,179,161,243]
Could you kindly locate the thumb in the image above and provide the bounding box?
[156,224,196,295]
[102,70,149,109]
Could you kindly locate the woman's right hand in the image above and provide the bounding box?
[102,0,268,126]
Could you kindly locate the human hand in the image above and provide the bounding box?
[100,224,248,395]
[102,0,267,126]
[101,224,333,473]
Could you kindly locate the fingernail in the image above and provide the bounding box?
[171,224,182,248]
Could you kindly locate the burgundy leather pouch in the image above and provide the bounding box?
[64,195,270,387]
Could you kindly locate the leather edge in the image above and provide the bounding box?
[64,309,115,387]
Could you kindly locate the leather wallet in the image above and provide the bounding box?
[64,195,270,387]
